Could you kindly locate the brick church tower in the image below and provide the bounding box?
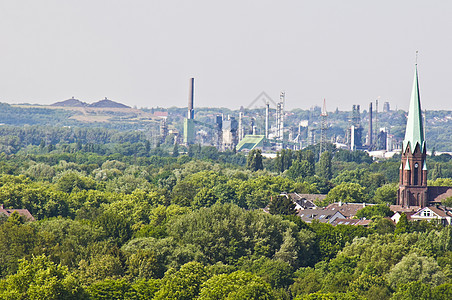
[397,64,428,207]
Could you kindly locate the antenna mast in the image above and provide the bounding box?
[320,98,328,156]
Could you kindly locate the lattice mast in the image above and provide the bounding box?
[320,98,328,156]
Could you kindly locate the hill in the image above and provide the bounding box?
[51,97,87,107]
[89,98,130,108]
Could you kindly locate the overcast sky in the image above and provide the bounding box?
[0,1,451,111]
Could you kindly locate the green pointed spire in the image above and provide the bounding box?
[403,65,425,153]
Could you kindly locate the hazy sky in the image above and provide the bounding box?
[1,1,451,111]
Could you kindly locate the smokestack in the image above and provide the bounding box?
[238,112,243,141]
[368,102,373,147]
[280,92,285,141]
[276,103,281,139]
[375,99,378,145]
[188,78,194,119]
[265,102,269,139]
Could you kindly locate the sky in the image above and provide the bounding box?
[0,1,451,111]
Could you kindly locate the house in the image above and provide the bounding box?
[325,202,375,218]
[0,204,35,221]
[410,206,452,225]
[390,211,416,224]
[390,205,418,223]
[297,208,345,224]
[330,218,373,227]
[286,193,323,210]
[390,206,452,225]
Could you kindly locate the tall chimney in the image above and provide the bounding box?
[375,99,378,143]
[238,112,243,141]
[265,102,269,139]
[188,78,194,119]
[368,102,373,147]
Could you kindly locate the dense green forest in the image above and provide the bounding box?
[0,126,451,299]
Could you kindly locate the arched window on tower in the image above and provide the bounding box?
[414,162,419,185]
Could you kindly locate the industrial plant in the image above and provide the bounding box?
[156,78,404,158]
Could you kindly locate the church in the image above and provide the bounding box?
[397,64,452,208]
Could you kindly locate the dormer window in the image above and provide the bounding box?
[422,210,431,217]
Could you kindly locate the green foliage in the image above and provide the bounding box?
[198,270,275,299]
[432,282,452,300]
[87,278,160,300]
[237,256,294,288]
[0,255,86,299]
[286,160,311,180]
[269,195,297,215]
[247,149,264,171]
[369,217,396,235]
[373,183,398,204]
[392,281,434,300]
[324,182,366,205]
[154,262,209,300]
[355,204,393,219]
[56,170,97,193]
[387,253,445,289]
[0,123,450,299]
[317,151,332,180]
[431,163,443,180]
[332,169,385,198]
[395,213,409,235]
[167,203,314,267]
[0,219,36,276]
[428,178,452,186]
[310,221,371,261]
[0,181,70,219]
[442,196,452,208]
[32,218,105,269]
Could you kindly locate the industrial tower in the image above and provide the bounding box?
[275,92,285,142]
[319,99,328,156]
[183,78,195,145]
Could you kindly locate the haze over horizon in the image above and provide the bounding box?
[1,1,451,111]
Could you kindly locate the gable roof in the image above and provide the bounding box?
[428,206,452,218]
[0,205,35,221]
[409,206,452,220]
[390,205,421,214]
[331,218,373,226]
[297,208,345,223]
[427,186,452,204]
[325,202,373,218]
[286,193,324,209]
[289,193,327,202]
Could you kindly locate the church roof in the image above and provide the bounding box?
[403,65,425,154]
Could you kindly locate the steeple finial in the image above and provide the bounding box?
[402,63,425,153]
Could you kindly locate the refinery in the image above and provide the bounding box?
[161,78,402,158]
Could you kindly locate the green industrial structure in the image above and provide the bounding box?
[235,135,266,152]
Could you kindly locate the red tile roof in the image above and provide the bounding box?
[0,205,35,221]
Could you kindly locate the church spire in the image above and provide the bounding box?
[403,64,425,153]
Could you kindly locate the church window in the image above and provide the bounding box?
[414,162,419,185]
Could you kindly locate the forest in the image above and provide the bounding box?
[0,125,451,299]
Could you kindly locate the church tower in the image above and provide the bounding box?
[397,64,428,207]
